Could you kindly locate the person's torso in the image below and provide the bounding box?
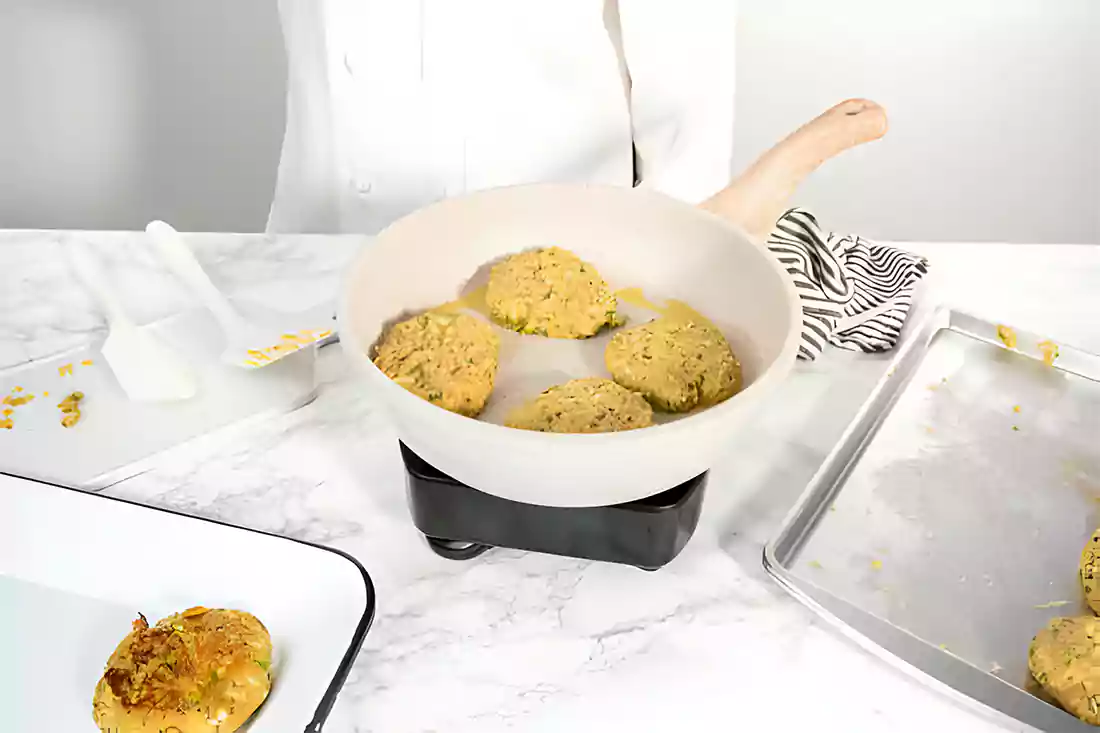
[270,0,737,234]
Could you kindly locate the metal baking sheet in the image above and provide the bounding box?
[765,308,1100,732]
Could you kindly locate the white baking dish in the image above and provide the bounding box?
[0,472,376,732]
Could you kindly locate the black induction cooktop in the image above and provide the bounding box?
[401,442,706,570]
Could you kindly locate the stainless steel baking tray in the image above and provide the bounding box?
[765,308,1100,732]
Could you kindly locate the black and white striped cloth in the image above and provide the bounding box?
[768,208,928,361]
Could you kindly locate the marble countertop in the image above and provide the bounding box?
[4,230,1098,733]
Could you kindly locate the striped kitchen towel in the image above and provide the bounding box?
[768,208,929,361]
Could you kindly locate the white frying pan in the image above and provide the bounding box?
[339,100,888,507]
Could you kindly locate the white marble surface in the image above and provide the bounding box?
[4,230,1099,733]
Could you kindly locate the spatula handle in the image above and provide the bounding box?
[68,239,133,329]
[701,98,888,242]
[146,221,248,334]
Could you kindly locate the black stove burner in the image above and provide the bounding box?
[401,442,706,570]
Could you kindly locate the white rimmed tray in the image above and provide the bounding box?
[0,307,321,489]
[0,471,376,732]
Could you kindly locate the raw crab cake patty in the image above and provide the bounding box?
[1080,527,1100,613]
[505,378,653,434]
[605,316,741,412]
[1028,616,1100,725]
[373,311,499,417]
[485,246,618,338]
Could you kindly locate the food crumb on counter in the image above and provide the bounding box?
[58,364,73,376]
[1013,405,1022,413]
[12,386,22,392]
[997,325,1018,349]
[81,359,93,366]
[808,560,823,569]
[990,662,1003,674]
[0,419,11,430]
[1033,600,1071,609]
[1012,425,1020,432]
[870,560,883,570]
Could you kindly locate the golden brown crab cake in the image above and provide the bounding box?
[505,377,653,434]
[92,607,272,733]
[373,311,499,417]
[1080,528,1100,613]
[485,246,618,338]
[1028,616,1100,725]
[604,316,741,412]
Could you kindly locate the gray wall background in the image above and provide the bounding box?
[734,0,1100,244]
[0,0,285,232]
[1,0,1097,242]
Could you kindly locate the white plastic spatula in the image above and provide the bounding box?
[67,240,198,402]
[145,220,333,369]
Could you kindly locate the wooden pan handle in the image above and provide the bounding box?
[700,98,888,242]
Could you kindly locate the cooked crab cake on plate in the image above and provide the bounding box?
[486,246,618,338]
[506,377,653,434]
[374,311,499,417]
[1028,615,1100,725]
[605,316,741,412]
[92,607,272,733]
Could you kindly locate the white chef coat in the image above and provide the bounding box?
[268,0,738,234]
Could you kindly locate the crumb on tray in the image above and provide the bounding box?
[58,391,84,428]
[997,325,1018,349]
[1038,340,1060,366]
